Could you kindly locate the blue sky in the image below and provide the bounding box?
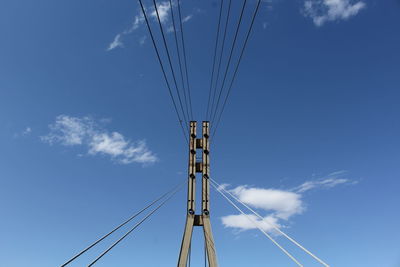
[1,0,399,266]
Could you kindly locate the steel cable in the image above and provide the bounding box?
[87,184,184,266]
[210,0,248,124]
[210,178,330,267]
[212,0,261,138]
[209,0,232,123]
[60,181,184,266]
[169,0,191,122]
[152,0,190,129]
[210,180,304,267]
[205,0,225,121]
[177,0,194,120]
[138,0,188,143]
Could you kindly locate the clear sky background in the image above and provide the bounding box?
[1,0,399,266]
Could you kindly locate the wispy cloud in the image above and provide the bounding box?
[23,127,32,135]
[139,35,147,46]
[107,1,170,51]
[294,170,354,193]
[295,177,350,193]
[107,1,194,51]
[107,14,143,51]
[41,115,158,165]
[14,127,32,138]
[303,0,366,26]
[107,34,124,51]
[220,172,356,233]
[150,1,171,24]
[130,14,145,32]
[182,14,193,23]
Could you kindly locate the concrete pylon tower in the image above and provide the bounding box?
[178,121,218,267]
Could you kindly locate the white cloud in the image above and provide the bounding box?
[220,172,355,233]
[222,214,281,233]
[167,25,175,33]
[295,170,353,192]
[107,14,144,51]
[23,127,32,135]
[139,35,147,45]
[107,2,170,51]
[107,1,194,50]
[327,170,347,176]
[89,133,156,164]
[303,0,366,26]
[217,183,230,191]
[41,116,92,145]
[41,115,157,165]
[14,127,32,138]
[151,1,171,24]
[295,178,350,192]
[129,15,145,33]
[221,185,304,233]
[182,14,193,23]
[230,186,303,220]
[107,34,124,51]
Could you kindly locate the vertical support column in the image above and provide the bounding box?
[188,121,197,214]
[202,121,210,214]
[178,121,197,267]
[202,121,218,267]
[178,121,218,267]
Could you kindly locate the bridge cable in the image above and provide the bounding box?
[210,180,304,267]
[87,183,184,266]
[205,0,225,121]
[210,0,248,124]
[138,0,188,143]
[208,0,232,123]
[152,0,190,130]
[210,178,330,267]
[61,181,181,267]
[169,0,191,122]
[212,0,261,138]
[60,182,184,267]
[177,0,194,120]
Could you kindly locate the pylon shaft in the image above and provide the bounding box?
[178,121,218,267]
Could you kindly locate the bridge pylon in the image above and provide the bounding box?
[178,121,218,267]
